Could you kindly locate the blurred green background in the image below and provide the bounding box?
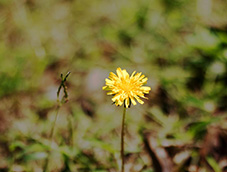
[0,0,227,171]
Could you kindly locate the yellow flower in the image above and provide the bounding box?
[103,67,151,108]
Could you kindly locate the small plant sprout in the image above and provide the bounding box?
[57,71,71,105]
[103,67,151,172]
[43,71,71,172]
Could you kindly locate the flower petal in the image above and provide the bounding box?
[122,69,129,79]
[130,71,136,79]
[134,95,144,104]
[116,68,123,78]
[140,86,151,94]
[134,72,142,80]
[109,72,118,80]
[112,94,121,102]
[138,74,145,81]
[105,78,114,85]
[103,86,112,90]
[130,96,137,105]
[141,77,148,84]
[107,91,115,95]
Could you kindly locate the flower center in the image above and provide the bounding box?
[119,79,134,94]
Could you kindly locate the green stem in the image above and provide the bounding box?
[43,105,60,172]
[43,72,70,172]
[121,107,126,172]
[49,105,60,140]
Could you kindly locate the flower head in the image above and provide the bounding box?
[103,67,151,108]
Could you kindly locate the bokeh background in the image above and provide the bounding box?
[0,0,227,171]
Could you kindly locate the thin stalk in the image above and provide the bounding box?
[43,105,60,172]
[43,72,70,172]
[121,107,126,172]
[49,105,60,141]
[67,114,74,146]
